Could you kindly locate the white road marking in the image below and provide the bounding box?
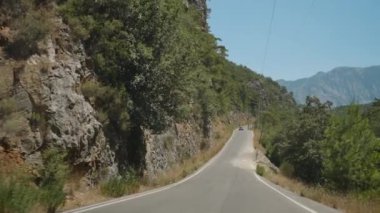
[252,165,318,213]
[64,130,238,213]
[67,129,318,213]
[251,130,317,213]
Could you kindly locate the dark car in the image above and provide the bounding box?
[239,126,244,131]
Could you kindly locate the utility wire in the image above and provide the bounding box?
[261,0,277,73]
[257,0,277,142]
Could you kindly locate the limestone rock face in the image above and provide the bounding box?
[0,18,117,186]
[144,121,210,178]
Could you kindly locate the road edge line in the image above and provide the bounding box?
[64,129,238,213]
[253,168,317,213]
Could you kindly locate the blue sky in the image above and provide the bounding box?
[208,0,380,80]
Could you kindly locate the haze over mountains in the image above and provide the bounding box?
[278,66,380,106]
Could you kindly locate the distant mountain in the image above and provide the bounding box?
[278,66,380,106]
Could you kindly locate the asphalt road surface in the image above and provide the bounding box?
[68,129,339,213]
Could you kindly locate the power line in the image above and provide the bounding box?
[257,0,277,141]
[261,0,277,74]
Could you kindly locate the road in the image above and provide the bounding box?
[68,129,339,213]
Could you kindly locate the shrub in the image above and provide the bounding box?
[280,161,295,178]
[29,111,45,130]
[5,12,50,59]
[80,81,102,99]
[256,164,265,176]
[0,0,31,24]
[0,172,39,213]
[100,177,126,198]
[122,169,139,194]
[39,148,69,213]
[100,169,139,197]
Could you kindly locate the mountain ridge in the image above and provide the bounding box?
[278,66,380,106]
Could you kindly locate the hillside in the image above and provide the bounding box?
[278,66,380,106]
[0,1,295,211]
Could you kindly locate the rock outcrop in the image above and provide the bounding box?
[144,120,211,178]
[255,149,279,173]
[0,18,117,186]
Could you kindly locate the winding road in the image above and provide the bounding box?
[67,129,339,213]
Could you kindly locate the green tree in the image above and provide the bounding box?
[282,96,332,183]
[365,99,380,138]
[322,105,380,192]
[61,0,199,131]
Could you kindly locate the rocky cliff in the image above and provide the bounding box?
[144,112,252,178]
[144,120,208,177]
[0,18,117,186]
[0,0,211,187]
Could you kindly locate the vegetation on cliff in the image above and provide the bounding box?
[59,0,294,172]
[0,0,294,210]
[0,148,68,213]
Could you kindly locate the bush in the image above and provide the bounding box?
[123,169,139,195]
[39,148,69,213]
[80,81,102,99]
[100,169,139,198]
[280,162,295,178]
[0,172,39,213]
[5,12,50,59]
[29,111,45,130]
[100,177,126,198]
[0,0,31,24]
[256,165,265,176]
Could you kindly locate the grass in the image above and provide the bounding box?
[264,171,380,213]
[256,164,265,176]
[254,129,380,213]
[0,172,39,213]
[100,177,129,198]
[100,168,140,198]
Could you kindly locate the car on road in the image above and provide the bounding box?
[239,126,244,131]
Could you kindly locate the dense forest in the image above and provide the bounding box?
[260,97,380,196]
